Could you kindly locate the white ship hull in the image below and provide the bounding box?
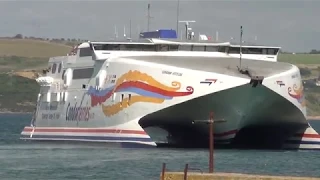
[20,41,320,150]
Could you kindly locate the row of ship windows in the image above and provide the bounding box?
[79,44,279,57]
[49,62,94,80]
[61,68,94,79]
[50,63,63,74]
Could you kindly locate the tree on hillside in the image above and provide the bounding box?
[310,49,320,54]
[14,34,23,39]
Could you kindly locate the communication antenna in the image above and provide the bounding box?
[129,19,132,39]
[137,25,141,39]
[114,25,118,39]
[239,26,243,69]
[176,0,180,37]
[179,20,196,40]
[216,31,219,42]
[123,25,126,38]
[237,25,250,76]
[147,3,154,31]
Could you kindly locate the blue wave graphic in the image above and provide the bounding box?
[116,87,173,100]
[87,86,114,97]
[87,86,173,100]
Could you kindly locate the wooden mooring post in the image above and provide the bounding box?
[192,112,226,173]
[161,163,166,180]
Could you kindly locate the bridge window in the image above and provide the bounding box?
[179,45,192,51]
[193,46,205,51]
[157,45,169,51]
[267,48,278,55]
[51,63,57,74]
[72,68,94,79]
[246,48,263,54]
[62,70,66,80]
[99,44,120,50]
[97,44,156,51]
[218,46,227,53]
[58,63,62,73]
[206,46,218,52]
[140,45,156,51]
[229,47,240,54]
[79,47,92,57]
[120,44,135,50]
[93,44,103,50]
[262,48,267,54]
[120,44,132,50]
[169,45,179,51]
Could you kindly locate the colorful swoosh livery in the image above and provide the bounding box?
[87,70,194,116]
[288,83,306,107]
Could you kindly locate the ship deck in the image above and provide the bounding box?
[125,56,294,78]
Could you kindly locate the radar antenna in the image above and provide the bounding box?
[179,20,196,40]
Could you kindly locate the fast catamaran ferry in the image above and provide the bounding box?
[20,29,320,149]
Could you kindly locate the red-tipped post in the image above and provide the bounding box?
[184,163,189,180]
[209,112,214,173]
[161,163,166,180]
[192,112,226,174]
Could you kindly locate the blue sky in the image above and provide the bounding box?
[0,0,319,52]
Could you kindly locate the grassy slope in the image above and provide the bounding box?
[0,39,71,58]
[278,53,320,65]
[278,53,320,79]
[0,39,71,72]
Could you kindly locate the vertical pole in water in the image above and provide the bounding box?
[209,112,214,173]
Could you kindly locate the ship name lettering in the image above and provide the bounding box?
[66,103,94,121]
[42,113,60,120]
[162,70,182,76]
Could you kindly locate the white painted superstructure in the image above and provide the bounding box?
[20,38,320,149]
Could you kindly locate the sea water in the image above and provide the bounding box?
[0,113,320,180]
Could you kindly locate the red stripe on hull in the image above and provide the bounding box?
[294,133,320,138]
[22,127,238,137]
[23,127,147,135]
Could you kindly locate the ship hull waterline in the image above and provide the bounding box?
[21,83,320,150]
